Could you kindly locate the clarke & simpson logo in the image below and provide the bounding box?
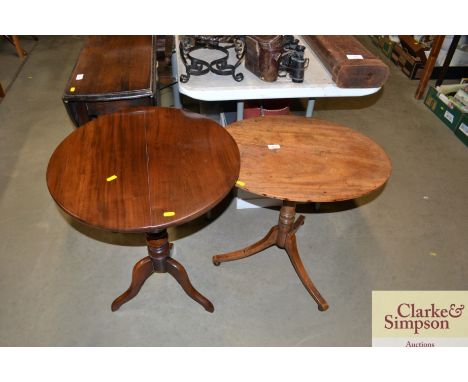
[372,291,468,347]
[384,303,465,334]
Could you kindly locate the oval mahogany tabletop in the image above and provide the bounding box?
[228,115,391,202]
[47,107,240,232]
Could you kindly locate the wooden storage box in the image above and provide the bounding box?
[391,39,467,81]
[63,36,157,127]
[303,35,389,88]
[391,43,424,79]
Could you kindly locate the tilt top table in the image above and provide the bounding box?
[212,116,391,311]
[46,106,240,312]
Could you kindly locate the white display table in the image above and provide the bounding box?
[173,35,380,119]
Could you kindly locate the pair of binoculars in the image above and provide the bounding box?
[244,35,309,83]
[278,36,309,83]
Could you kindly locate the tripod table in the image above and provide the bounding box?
[213,116,391,311]
[47,107,240,312]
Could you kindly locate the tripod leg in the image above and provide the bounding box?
[212,226,279,265]
[291,215,305,234]
[166,257,214,313]
[285,234,329,311]
[111,256,154,312]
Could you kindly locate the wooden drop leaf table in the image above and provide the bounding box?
[213,116,391,311]
[63,36,157,127]
[47,107,240,312]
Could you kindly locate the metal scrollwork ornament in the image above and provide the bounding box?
[179,35,245,83]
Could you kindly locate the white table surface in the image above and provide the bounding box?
[175,35,380,102]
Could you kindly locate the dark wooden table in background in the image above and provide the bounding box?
[63,36,157,127]
[47,107,240,312]
[212,116,392,311]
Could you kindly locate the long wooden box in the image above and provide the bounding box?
[63,36,157,127]
[303,35,389,88]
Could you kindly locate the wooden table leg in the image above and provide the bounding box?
[213,201,329,311]
[284,234,329,311]
[111,230,214,312]
[0,82,5,98]
[415,36,445,100]
[11,36,27,59]
[212,226,278,265]
[111,257,154,311]
[166,258,214,312]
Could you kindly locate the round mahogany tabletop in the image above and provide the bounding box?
[228,115,391,203]
[47,107,240,232]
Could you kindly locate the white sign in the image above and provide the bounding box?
[346,54,363,60]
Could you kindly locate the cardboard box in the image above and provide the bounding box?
[454,121,468,146]
[425,85,468,146]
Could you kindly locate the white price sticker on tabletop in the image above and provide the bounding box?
[267,144,281,150]
[346,54,363,60]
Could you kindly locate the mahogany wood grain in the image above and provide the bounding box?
[227,115,391,203]
[47,106,239,312]
[64,36,155,100]
[47,107,240,232]
[63,36,157,126]
[145,108,240,228]
[47,110,152,232]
